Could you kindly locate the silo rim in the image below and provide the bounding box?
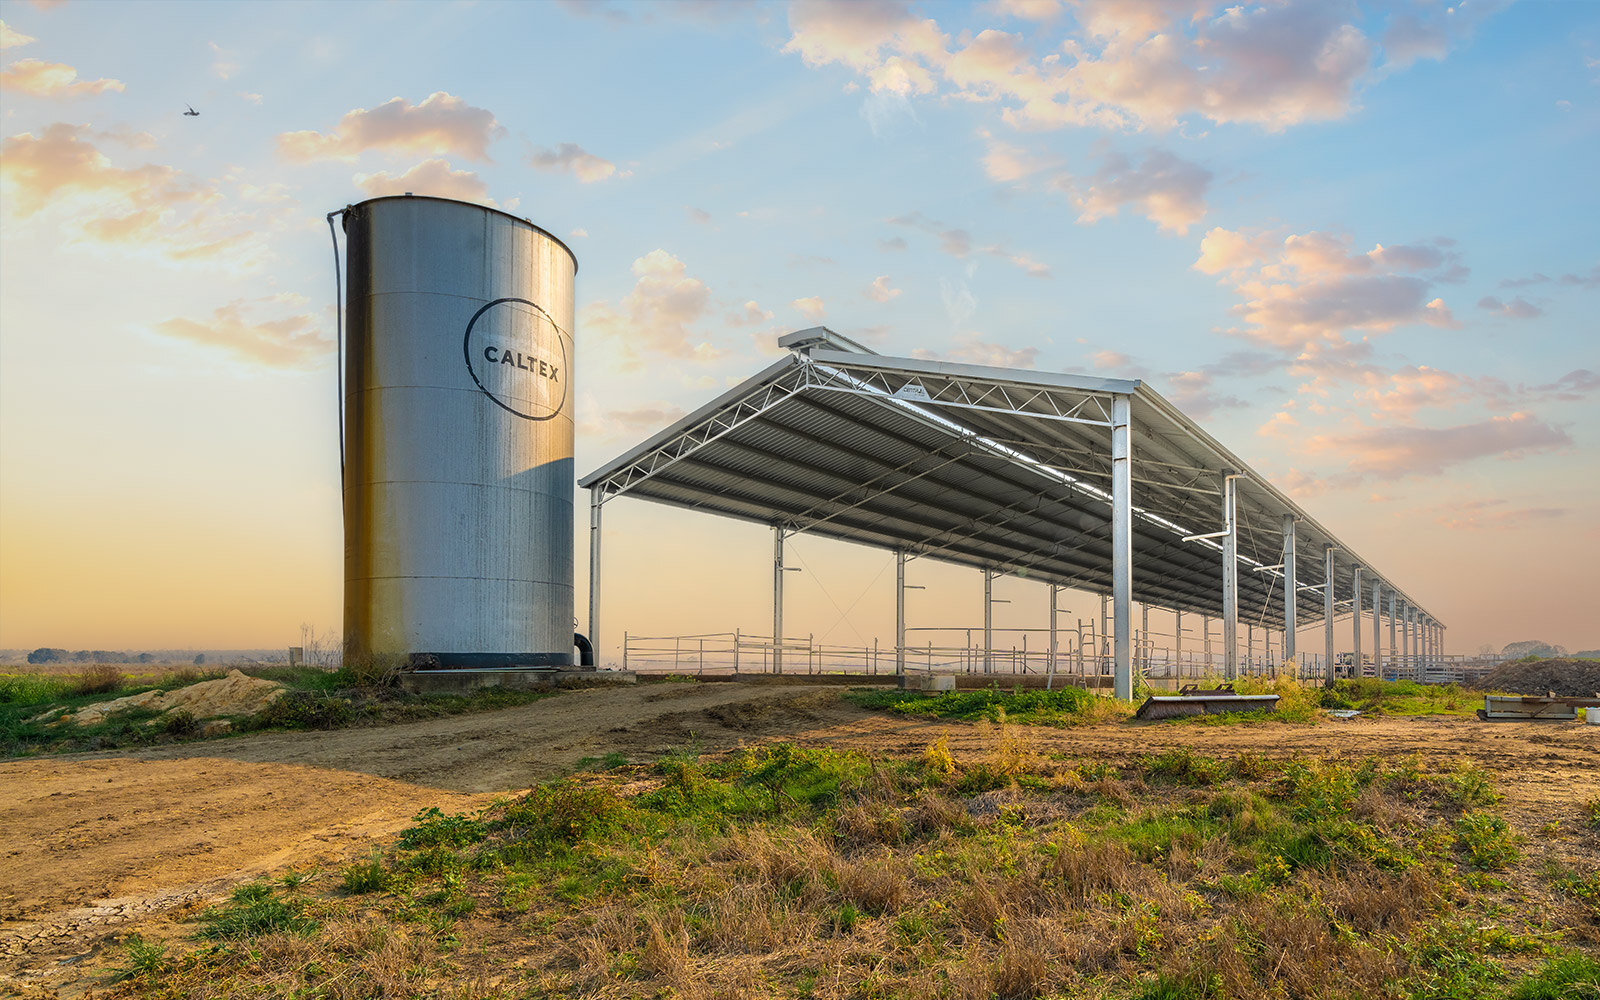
[341,194,579,274]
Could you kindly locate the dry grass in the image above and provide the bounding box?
[101,734,1600,1000]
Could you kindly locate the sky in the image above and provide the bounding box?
[1,0,1596,660]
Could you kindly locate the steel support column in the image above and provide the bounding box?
[895,550,906,677]
[1222,473,1239,681]
[1175,610,1184,680]
[983,568,994,675]
[1323,545,1335,686]
[1048,583,1060,689]
[1400,604,1411,680]
[1282,514,1297,665]
[1112,394,1133,700]
[773,526,785,675]
[588,486,603,667]
[1349,565,1362,685]
[1388,593,1398,679]
[1372,581,1382,677]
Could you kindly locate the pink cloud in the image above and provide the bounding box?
[278,92,502,163]
[0,57,123,97]
[580,250,723,368]
[1302,412,1572,478]
[353,159,493,204]
[154,295,329,370]
[1058,148,1211,234]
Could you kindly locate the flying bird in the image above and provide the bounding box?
[183,104,199,117]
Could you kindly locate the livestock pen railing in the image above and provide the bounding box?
[619,628,1328,686]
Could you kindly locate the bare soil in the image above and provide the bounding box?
[3,680,1597,996]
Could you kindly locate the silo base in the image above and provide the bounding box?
[399,668,636,696]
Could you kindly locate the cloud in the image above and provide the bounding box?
[992,0,1064,23]
[1302,412,1572,479]
[1476,295,1543,319]
[1161,370,1245,418]
[209,41,239,80]
[578,401,688,442]
[237,91,263,105]
[867,275,902,302]
[1057,147,1211,233]
[978,128,1058,182]
[879,236,907,252]
[1424,499,1568,532]
[1559,264,1600,289]
[1195,226,1460,351]
[153,295,329,370]
[353,159,493,204]
[0,123,270,263]
[1,20,37,49]
[726,300,773,326]
[569,227,588,238]
[888,210,1049,277]
[782,1,1476,134]
[277,92,502,163]
[0,57,124,97]
[1356,365,1599,420]
[579,250,723,368]
[686,205,711,224]
[527,142,620,183]
[792,295,827,319]
[913,332,1038,368]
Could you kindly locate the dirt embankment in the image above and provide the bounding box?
[3,681,1597,996]
[1473,657,1600,697]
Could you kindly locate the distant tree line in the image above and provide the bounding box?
[27,648,157,664]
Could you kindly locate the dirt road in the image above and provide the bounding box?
[3,681,1596,995]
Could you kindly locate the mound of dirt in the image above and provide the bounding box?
[1471,658,1600,697]
[60,669,284,726]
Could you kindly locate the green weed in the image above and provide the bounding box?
[110,935,168,981]
[341,854,390,894]
[197,881,317,940]
[1455,812,1521,870]
[1505,953,1600,1000]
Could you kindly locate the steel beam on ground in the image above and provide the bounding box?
[589,485,603,666]
[1222,473,1239,680]
[1112,394,1133,700]
[1282,514,1297,665]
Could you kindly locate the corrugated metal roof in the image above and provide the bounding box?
[580,333,1437,627]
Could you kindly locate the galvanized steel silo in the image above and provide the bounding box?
[340,195,577,668]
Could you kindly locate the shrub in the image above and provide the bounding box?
[70,664,124,696]
[1455,812,1521,870]
[161,709,198,736]
[197,882,317,939]
[400,807,487,848]
[341,855,390,894]
[110,935,168,981]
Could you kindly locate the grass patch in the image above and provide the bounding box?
[103,741,1595,1000]
[0,665,561,758]
[846,683,1126,725]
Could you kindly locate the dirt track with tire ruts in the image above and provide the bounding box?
[3,680,1596,996]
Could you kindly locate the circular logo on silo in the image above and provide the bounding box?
[462,297,568,421]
